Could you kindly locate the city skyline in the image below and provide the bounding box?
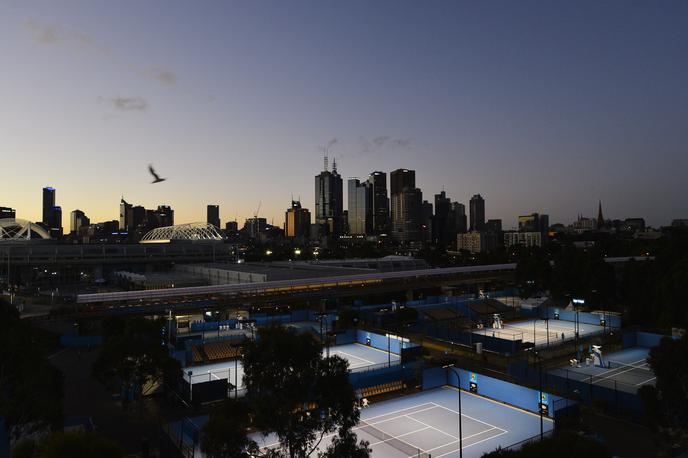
[2,1,687,227]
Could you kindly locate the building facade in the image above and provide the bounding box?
[469,194,485,231]
[207,205,221,229]
[390,169,423,242]
[347,179,373,235]
[285,200,311,238]
[314,158,344,237]
[368,171,389,234]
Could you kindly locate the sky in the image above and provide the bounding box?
[1,0,687,229]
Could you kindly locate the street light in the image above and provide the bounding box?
[442,364,463,458]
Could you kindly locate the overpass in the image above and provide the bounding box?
[76,263,517,308]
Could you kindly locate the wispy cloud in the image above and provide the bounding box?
[100,97,148,112]
[358,136,413,155]
[319,138,339,156]
[144,68,177,86]
[24,20,110,54]
[25,20,177,88]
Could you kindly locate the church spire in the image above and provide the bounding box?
[597,200,604,229]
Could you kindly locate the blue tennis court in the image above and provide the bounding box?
[549,347,655,394]
[253,386,554,457]
[183,343,399,388]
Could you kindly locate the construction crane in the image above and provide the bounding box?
[254,201,262,219]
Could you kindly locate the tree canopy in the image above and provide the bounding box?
[201,324,370,458]
[0,299,63,442]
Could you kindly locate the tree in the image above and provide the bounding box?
[640,334,688,455]
[243,324,369,457]
[200,399,259,458]
[0,300,63,443]
[93,316,174,404]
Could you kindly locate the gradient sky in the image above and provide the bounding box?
[1,1,687,229]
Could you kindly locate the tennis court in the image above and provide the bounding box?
[549,347,655,394]
[328,343,400,372]
[473,319,605,348]
[254,386,554,457]
[183,343,400,388]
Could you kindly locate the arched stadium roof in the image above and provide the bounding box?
[0,219,51,241]
[140,222,224,243]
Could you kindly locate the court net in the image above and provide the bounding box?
[358,419,431,458]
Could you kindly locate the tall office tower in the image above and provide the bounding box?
[432,191,453,245]
[469,194,485,231]
[244,217,267,239]
[367,171,389,234]
[518,213,540,232]
[42,187,56,227]
[451,202,467,234]
[285,200,311,238]
[70,210,90,234]
[421,200,434,242]
[207,205,221,229]
[347,179,373,235]
[390,169,422,242]
[0,207,16,219]
[49,206,62,238]
[119,198,133,230]
[314,157,344,236]
[225,221,239,232]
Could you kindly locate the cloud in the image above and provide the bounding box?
[100,97,148,111]
[24,20,109,53]
[144,68,177,86]
[319,138,339,155]
[358,136,413,155]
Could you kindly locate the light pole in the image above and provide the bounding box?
[531,350,544,440]
[442,364,463,458]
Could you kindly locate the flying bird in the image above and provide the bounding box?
[148,164,166,184]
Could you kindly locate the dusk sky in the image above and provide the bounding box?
[1,1,687,229]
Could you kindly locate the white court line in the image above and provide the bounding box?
[433,429,510,458]
[331,350,375,366]
[403,413,458,440]
[354,341,401,357]
[430,402,507,433]
[261,404,441,449]
[359,419,430,455]
[422,427,500,454]
[366,426,430,447]
[362,403,437,423]
[594,358,650,383]
[636,376,656,386]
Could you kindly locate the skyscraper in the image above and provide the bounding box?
[451,202,467,234]
[390,169,422,242]
[207,205,220,229]
[469,194,485,231]
[41,187,62,238]
[285,200,311,239]
[347,178,372,235]
[49,206,62,238]
[42,187,55,227]
[367,171,389,234]
[119,198,133,230]
[314,157,344,236]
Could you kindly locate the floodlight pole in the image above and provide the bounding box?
[443,364,463,458]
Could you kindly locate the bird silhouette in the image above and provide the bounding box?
[148,164,166,183]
